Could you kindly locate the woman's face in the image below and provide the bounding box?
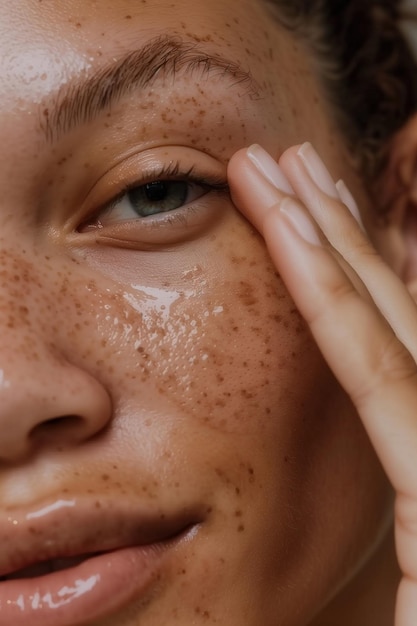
[0,1,393,625]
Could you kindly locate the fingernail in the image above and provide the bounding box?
[247,144,294,195]
[297,142,339,199]
[279,197,322,246]
[335,180,366,231]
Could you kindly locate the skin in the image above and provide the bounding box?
[228,141,417,626]
[0,1,404,624]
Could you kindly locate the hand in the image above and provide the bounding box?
[228,142,417,626]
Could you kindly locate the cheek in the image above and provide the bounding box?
[157,242,312,434]
[66,215,324,441]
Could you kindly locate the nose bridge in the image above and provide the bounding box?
[0,246,113,463]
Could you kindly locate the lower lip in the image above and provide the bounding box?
[0,546,165,626]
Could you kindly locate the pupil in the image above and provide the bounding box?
[145,181,168,202]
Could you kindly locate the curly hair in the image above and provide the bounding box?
[265,0,417,180]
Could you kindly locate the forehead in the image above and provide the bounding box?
[0,0,325,196]
[0,0,307,113]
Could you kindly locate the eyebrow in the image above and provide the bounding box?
[40,35,260,142]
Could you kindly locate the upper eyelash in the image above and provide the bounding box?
[99,160,230,216]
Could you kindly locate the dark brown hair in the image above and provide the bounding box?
[266,0,417,178]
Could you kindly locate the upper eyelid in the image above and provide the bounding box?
[95,164,229,215]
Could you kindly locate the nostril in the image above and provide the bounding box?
[0,358,112,463]
[30,415,87,447]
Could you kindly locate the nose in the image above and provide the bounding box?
[0,242,113,463]
[0,342,112,463]
[0,347,112,462]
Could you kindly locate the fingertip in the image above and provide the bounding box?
[335,179,366,231]
[227,147,251,181]
[228,145,293,236]
[246,145,294,195]
[278,144,303,173]
[227,147,264,234]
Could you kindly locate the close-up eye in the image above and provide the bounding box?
[101,178,208,224]
[77,157,230,240]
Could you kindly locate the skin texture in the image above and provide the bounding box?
[228,140,417,626]
[0,1,401,624]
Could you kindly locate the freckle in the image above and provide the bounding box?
[125,14,132,19]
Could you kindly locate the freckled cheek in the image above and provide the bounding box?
[46,211,325,445]
[70,221,323,438]
[160,244,317,434]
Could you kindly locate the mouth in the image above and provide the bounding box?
[0,499,201,626]
[0,554,97,581]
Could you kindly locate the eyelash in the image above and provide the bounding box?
[89,160,230,227]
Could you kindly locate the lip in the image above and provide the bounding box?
[0,498,201,626]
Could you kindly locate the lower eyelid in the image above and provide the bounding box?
[76,189,230,248]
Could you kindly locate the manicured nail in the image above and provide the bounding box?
[279,197,322,246]
[297,142,339,199]
[247,144,294,195]
[335,180,366,231]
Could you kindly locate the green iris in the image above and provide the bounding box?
[128,181,189,217]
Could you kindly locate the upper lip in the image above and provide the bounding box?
[0,497,202,579]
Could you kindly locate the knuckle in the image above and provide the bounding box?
[351,238,379,260]
[339,222,381,261]
[307,279,356,327]
[354,335,417,406]
[375,336,416,380]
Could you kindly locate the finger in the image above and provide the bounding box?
[228,146,417,497]
[396,493,417,625]
[396,578,417,626]
[227,145,294,236]
[267,200,417,497]
[279,142,417,363]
